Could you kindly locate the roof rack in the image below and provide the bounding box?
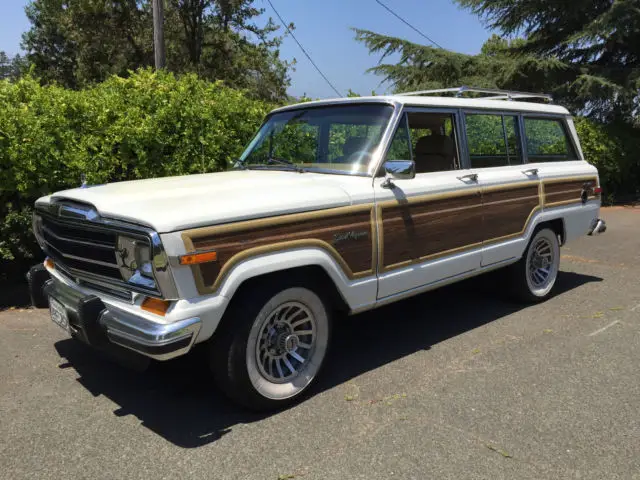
[396,86,553,102]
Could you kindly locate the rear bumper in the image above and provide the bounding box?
[588,218,607,236]
[37,270,201,361]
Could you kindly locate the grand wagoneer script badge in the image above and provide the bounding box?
[333,231,369,245]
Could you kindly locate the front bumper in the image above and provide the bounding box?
[38,271,201,361]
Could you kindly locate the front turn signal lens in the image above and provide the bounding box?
[44,258,55,270]
[141,297,170,316]
[179,251,217,265]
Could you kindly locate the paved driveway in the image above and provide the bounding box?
[1,207,638,479]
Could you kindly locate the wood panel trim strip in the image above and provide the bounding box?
[543,176,598,208]
[379,182,542,271]
[182,204,376,296]
[181,175,598,296]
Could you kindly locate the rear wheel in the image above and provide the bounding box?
[508,227,560,303]
[210,281,331,411]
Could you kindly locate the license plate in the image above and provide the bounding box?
[49,297,69,332]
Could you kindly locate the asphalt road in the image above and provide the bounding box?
[1,207,639,480]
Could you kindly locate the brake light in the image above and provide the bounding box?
[593,186,602,195]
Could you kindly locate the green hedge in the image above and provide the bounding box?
[574,117,640,205]
[0,69,272,282]
[1,71,638,284]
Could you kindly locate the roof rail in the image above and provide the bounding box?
[396,86,553,102]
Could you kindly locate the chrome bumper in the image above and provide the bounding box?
[588,218,607,236]
[41,273,200,361]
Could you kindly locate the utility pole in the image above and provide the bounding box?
[152,0,166,69]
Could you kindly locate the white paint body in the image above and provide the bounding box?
[35,95,602,347]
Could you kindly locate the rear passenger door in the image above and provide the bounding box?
[374,108,483,299]
[463,111,542,267]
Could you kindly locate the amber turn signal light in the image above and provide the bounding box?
[44,258,55,270]
[141,297,171,316]
[179,251,217,265]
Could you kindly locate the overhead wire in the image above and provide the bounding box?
[265,0,343,97]
[373,0,445,50]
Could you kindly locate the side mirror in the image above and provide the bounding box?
[382,160,415,188]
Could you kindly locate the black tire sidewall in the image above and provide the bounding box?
[510,227,560,303]
[210,279,332,411]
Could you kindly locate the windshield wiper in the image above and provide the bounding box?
[266,157,305,173]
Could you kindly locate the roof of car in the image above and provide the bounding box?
[271,95,571,116]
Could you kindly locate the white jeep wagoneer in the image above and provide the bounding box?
[28,87,606,410]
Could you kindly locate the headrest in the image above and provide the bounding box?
[415,134,454,156]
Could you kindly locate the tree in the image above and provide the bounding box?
[23,0,152,88]
[354,30,569,98]
[22,0,292,101]
[456,0,640,123]
[0,52,28,81]
[356,1,640,124]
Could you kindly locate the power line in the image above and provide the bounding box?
[265,0,343,97]
[374,0,444,50]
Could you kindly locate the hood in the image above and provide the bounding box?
[39,170,359,232]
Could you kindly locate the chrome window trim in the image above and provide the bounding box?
[35,201,179,300]
[368,101,406,177]
[270,97,398,115]
[239,101,399,178]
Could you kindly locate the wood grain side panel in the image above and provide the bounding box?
[544,177,598,206]
[482,185,540,240]
[381,193,482,269]
[184,206,375,293]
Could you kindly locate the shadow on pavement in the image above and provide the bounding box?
[54,270,602,449]
[0,281,31,311]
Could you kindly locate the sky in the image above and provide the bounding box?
[0,0,493,99]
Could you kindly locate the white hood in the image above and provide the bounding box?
[38,170,360,232]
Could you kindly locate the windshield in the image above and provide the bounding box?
[238,104,394,175]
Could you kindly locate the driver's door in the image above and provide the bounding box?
[374,109,483,299]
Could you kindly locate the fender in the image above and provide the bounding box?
[481,200,600,265]
[215,247,378,312]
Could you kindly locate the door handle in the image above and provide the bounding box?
[457,173,478,182]
[522,168,539,176]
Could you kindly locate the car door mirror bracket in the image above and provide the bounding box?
[382,160,415,188]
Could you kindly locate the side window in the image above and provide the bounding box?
[385,114,412,161]
[465,114,522,168]
[524,118,578,162]
[385,111,459,173]
[408,112,459,173]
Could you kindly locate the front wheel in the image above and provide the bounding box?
[210,282,331,411]
[508,227,560,303]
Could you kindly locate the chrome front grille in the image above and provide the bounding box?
[34,201,166,300]
[41,216,122,280]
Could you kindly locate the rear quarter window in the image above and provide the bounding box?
[524,118,578,162]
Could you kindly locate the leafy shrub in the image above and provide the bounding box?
[575,117,640,204]
[0,69,272,283]
[1,71,639,286]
